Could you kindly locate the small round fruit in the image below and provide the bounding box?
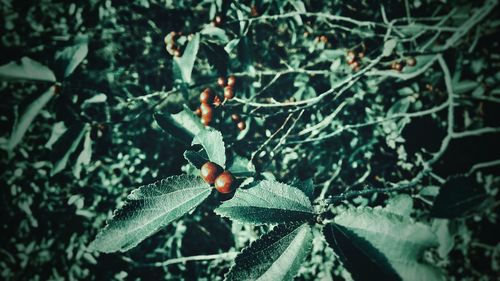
[214,15,223,26]
[227,75,236,87]
[320,35,328,43]
[200,103,213,115]
[174,48,182,57]
[214,171,235,194]
[200,162,221,184]
[237,121,246,131]
[201,116,211,126]
[346,50,356,64]
[391,61,403,72]
[406,57,416,67]
[224,86,234,99]
[217,77,226,87]
[350,60,360,71]
[358,52,365,59]
[200,88,214,104]
[231,114,241,122]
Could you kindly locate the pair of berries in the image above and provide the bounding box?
[391,57,417,72]
[164,31,183,57]
[218,75,236,100]
[231,113,246,131]
[200,162,235,194]
[346,50,364,71]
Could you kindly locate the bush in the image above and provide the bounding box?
[1,0,499,280]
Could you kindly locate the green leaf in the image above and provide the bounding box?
[226,154,255,177]
[50,123,88,176]
[154,106,204,143]
[202,42,229,75]
[45,121,67,149]
[385,194,413,217]
[200,26,229,44]
[430,175,493,218]
[55,42,88,79]
[7,86,56,150]
[0,57,56,82]
[173,33,200,83]
[324,207,444,281]
[82,93,107,108]
[215,180,315,224]
[73,129,93,178]
[291,178,314,200]
[382,39,397,57]
[225,223,313,281]
[183,149,209,169]
[192,129,226,168]
[89,175,211,253]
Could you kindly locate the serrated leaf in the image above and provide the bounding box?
[173,33,200,83]
[154,106,203,143]
[225,223,313,281]
[291,179,314,200]
[215,180,314,224]
[0,57,56,82]
[73,129,92,178]
[89,175,211,253]
[7,86,56,150]
[431,175,493,218]
[324,207,444,281]
[50,123,88,176]
[385,194,413,217]
[192,129,226,168]
[55,42,88,79]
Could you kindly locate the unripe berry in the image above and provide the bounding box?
[227,75,236,87]
[224,86,234,100]
[200,88,214,104]
[217,77,226,87]
[406,57,416,67]
[237,121,246,131]
[214,171,235,194]
[200,162,221,184]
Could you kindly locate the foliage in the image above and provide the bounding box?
[1,0,499,280]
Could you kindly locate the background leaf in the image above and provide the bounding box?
[225,223,313,281]
[0,57,56,82]
[50,123,88,176]
[154,105,204,143]
[173,33,200,83]
[215,180,314,224]
[324,207,445,281]
[55,42,89,79]
[89,175,211,253]
[430,175,494,218]
[183,149,209,169]
[7,86,56,150]
[73,129,93,178]
[192,129,226,168]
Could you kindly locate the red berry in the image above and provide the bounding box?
[214,171,235,194]
[237,121,246,131]
[231,114,241,122]
[200,103,212,115]
[227,75,236,87]
[213,95,222,107]
[194,107,202,117]
[201,116,212,126]
[200,88,214,104]
[224,86,234,100]
[391,61,403,72]
[217,77,226,87]
[174,48,182,57]
[200,162,221,184]
[346,50,356,64]
[406,57,416,67]
[350,60,360,71]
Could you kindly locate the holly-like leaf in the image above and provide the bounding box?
[89,175,211,253]
[55,42,88,79]
[7,86,56,150]
[0,57,56,82]
[225,223,313,281]
[154,105,204,143]
[324,207,444,281]
[50,123,88,176]
[291,178,314,201]
[192,128,226,168]
[173,33,200,83]
[431,175,493,218]
[215,180,314,224]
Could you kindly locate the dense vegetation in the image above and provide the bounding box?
[1,0,499,280]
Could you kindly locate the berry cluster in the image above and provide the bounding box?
[164,31,183,57]
[390,57,417,72]
[345,50,365,72]
[194,76,239,127]
[200,162,236,194]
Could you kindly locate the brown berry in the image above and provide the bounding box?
[358,52,365,59]
[391,61,403,72]
[237,121,246,131]
[217,77,226,87]
[320,35,328,43]
[227,75,236,87]
[224,86,234,100]
[213,95,222,107]
[214,171,235,194]
[201,116,212,126]
[200,162,221,184]
[350,60,360,71]
[406,57,416,67]
[200,88,214,104]
[231,114,241,122]
[174,48,182,57]
[251,5,259,17]
[214,15,223,26]
[346,50,356,64]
